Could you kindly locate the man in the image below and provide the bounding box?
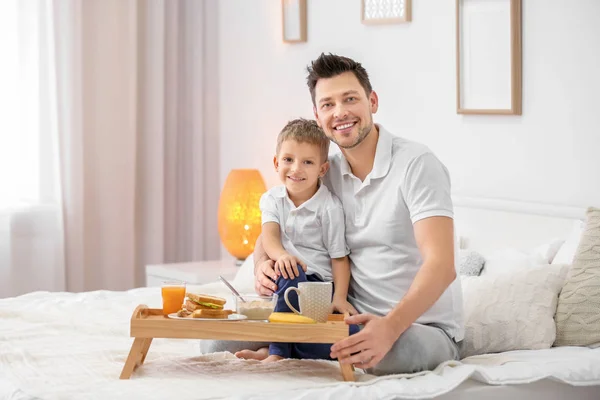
[252,53,464,375]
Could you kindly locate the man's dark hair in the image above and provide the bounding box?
[306,53,373,106]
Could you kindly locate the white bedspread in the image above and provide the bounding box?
[1,286,599,400]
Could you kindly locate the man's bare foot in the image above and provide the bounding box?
[235,347,269,360]
[262,354,284,363]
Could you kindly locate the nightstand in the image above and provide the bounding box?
[145,259,240,287]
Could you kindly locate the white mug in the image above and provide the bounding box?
[284,281,332,323]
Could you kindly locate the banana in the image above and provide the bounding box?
[268,312,317,324]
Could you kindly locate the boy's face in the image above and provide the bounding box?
[313,71,378,150]
[274,139,329,198]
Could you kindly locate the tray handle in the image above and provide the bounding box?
[131,304,150,321]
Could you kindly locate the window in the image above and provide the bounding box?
[0,0,57,208]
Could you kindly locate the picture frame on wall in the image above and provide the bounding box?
[282,0,307,43]
[456,0,522,115]
[361,0,412,24]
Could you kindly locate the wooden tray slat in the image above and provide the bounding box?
[130,306,349,343]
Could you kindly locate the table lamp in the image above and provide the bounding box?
[218,169,266,265]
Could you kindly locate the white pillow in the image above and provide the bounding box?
[552,220,585,265]
[532,238,565,264]
[478,238,565,276]
[460,263,570,358]
[479,248,548,276]
[232,254,256,294]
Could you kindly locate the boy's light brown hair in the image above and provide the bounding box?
[276,118,330,163]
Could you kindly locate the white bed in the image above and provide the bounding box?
[1,196,599,400]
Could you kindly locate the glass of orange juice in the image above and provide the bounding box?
[161,280,186,316]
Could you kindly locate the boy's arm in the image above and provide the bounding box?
[262,222,307,279]
[322,203,355,311]
[331,256,357,314]
[331,256,350,300]
[261,222,288,261]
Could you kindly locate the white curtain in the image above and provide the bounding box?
[0,0,220,298]
[0,0,65,297]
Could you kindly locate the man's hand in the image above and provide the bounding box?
[330,314,401,369]
[331,297,358,316]
[274,253,306,279]
[254,259,278,296]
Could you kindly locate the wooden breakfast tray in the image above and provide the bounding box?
[119,305,355,381]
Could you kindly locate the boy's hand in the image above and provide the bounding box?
[331,297,358,316]
[275,253,306,279]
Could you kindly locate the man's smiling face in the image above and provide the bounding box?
[313,71,378,150]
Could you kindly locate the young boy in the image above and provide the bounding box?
[237,118,357,363]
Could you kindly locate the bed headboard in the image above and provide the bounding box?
[452,196,587,256]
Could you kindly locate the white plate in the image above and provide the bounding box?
[167,313,248,321]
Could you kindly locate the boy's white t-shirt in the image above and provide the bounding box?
[323,124,465,341]
[259,183,350,281]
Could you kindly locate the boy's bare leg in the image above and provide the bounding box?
[235,346,269,360]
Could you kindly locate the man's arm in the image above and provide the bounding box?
[383,216,456,336]
[330,215,456,367]
[385,152,456,334]
[252,235,270,275]
[253,235,278,296]
[253,192,284,294]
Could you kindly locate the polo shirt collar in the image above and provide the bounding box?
[272,185,288,199]
[370,124,393,180]
[272,181,326,212]
[340,123,392,180]
[302,181,327,212]
[340,156,352,176]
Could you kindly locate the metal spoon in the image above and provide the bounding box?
[219,275,247,302]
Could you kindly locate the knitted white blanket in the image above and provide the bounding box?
[1,286,599,400]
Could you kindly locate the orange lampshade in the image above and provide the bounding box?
[218,169,266,261]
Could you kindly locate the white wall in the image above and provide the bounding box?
[218,0,600,212]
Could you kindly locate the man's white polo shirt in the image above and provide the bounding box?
[323,124,464,341]
[259,183,350,281]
